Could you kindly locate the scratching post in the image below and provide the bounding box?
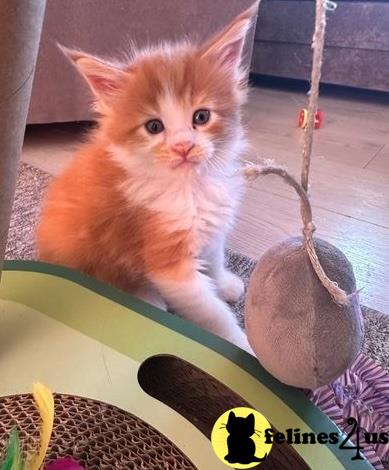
[0,0,47,279]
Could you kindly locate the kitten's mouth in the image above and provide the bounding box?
[171,156,201,169]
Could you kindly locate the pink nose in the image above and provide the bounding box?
[171,141,194,158]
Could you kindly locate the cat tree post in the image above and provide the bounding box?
[0,0,47,279]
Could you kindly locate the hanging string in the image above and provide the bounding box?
[244,161,349,305]
[301,0,328,191]
[242,0,349,306]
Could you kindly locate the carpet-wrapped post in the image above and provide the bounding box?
[0,0,47,279]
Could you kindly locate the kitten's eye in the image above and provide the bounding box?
[193,109,210,126]
[145,119,164,135]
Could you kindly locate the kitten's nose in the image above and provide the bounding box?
[171,141,195,158]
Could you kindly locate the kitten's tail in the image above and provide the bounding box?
[252,453,268,462]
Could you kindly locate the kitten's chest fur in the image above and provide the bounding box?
[124,169,242,255]
[178,174,241,253]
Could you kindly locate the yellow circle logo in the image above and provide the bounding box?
[211,407,272,468]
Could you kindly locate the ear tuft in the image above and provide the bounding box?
[58,44,128,108]
[200,2,259,77]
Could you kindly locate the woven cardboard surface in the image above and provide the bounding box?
[0,393,197,469]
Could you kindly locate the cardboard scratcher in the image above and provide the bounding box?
[0,261,373,469]
[0,394,196,469]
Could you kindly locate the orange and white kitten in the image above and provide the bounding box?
[37,5,257,352]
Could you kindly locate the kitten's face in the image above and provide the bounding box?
[63,3,257,173]
[105,47,244,172]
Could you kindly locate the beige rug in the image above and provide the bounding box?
[5,163,389,370]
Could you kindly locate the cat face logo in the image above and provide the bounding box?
[211,407,272,468]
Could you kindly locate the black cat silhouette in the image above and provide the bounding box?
[224,411,268,464]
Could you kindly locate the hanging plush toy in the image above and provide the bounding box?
[244,0,363,390]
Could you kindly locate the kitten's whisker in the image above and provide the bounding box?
[206,155,227,175]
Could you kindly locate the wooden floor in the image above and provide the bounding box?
[22,85,389,313]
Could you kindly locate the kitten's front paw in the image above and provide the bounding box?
[217,270,245,303]
[230,328,255,355]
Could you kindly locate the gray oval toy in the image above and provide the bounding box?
[245,236,363,389]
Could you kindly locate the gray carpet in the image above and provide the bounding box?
[5,163,389,370]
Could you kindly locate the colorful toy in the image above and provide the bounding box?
[0,429,23,470]
[298,108,324,129]
[44,459,84,470]
[0,383,85,470]
[243,1,363,389]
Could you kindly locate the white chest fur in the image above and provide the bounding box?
[131,169,242,253]
[110,143,245,255]
[167,172,242,254]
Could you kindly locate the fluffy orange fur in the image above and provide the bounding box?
[37,4,258,351]
[38,141,200,286]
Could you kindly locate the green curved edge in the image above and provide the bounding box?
[2,260,372,469]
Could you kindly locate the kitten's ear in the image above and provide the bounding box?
[59,45,128,110]
[200,2,259,78]
[246,413,255,430]
[227,411,236,424]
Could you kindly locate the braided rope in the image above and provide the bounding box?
[243,161,349,306]
[301,0,328,191]
[241,0,353,305]
[300,0,350,305]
